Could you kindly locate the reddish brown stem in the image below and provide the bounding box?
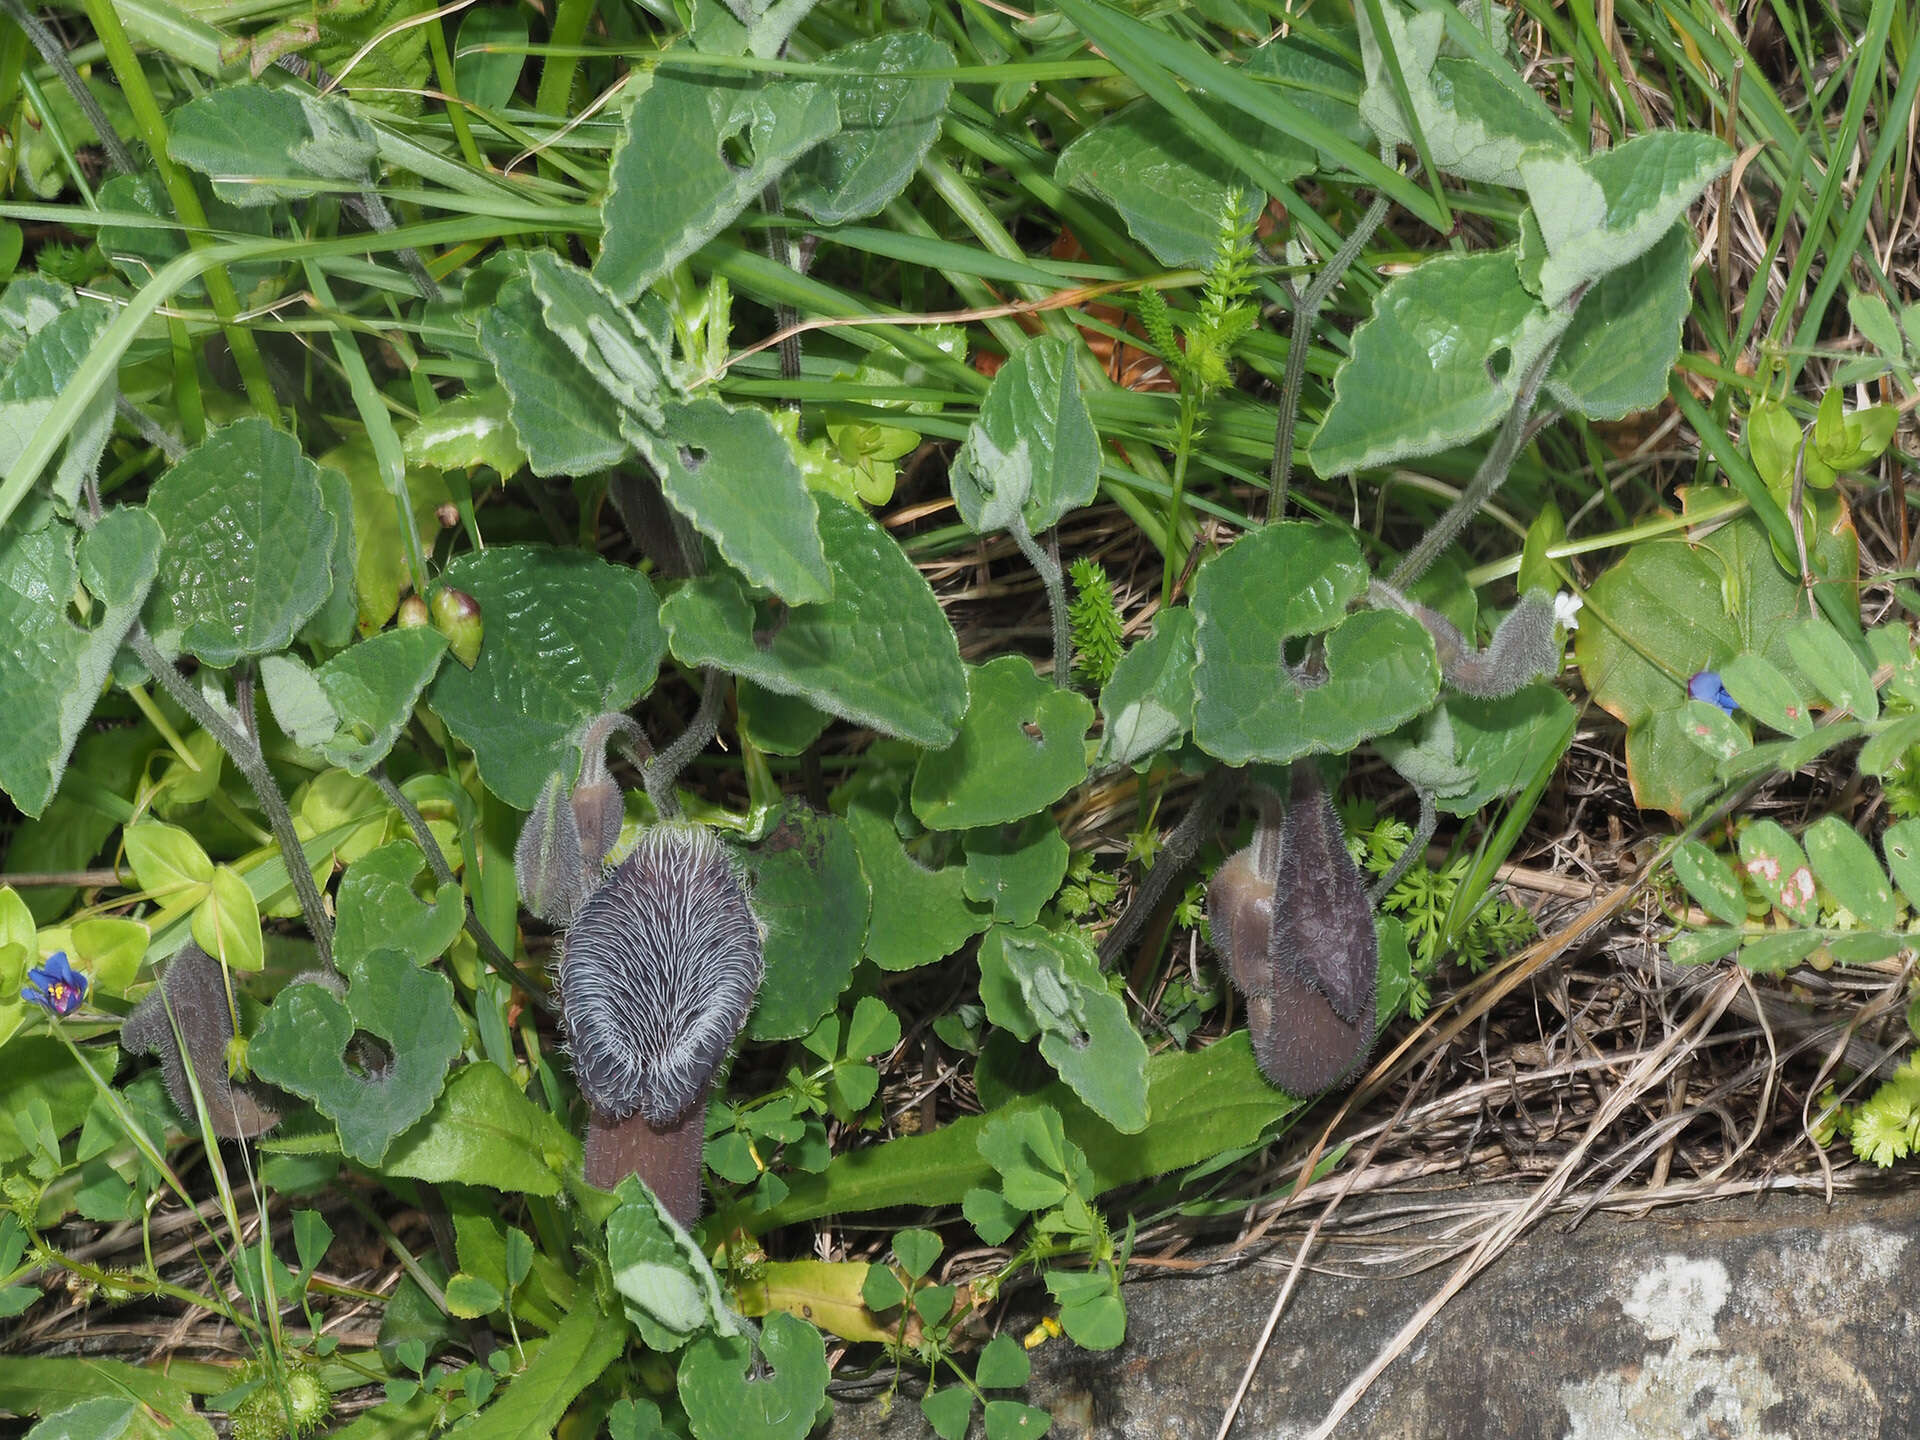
[584,1098,709,1225]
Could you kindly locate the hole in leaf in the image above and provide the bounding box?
[344,1031,395,1080]
[677,444,708,474]
[1487,346,1513,383]
[718,124,754,173]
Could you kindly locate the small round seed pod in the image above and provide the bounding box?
[559,823,762,1220]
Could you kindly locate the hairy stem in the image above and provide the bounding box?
[1010,519,1071,687]
[642,669,728,820]
[1369,786,1437,908]
[1098,767,1237,968]
[1268,174,1396,522]
[128,627,333,966]
[1388,336,1564,591]
[3,0,136,176]
[368,767,553,1017]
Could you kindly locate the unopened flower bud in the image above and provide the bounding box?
[430,586,483,668]
[1207,769,1375,1096]
[396,593,430,629]
[516,771,588,926]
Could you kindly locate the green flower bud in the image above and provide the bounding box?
[430,586,483,668]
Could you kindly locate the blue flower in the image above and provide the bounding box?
[1688,671,1737,715]
[21,951,87,1017]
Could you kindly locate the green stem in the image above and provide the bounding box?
[1160,399,1200,607]
[368,767,552,1017]
[532,0,597,179]
[80,0,279,419]
[2,0,134,174]
[128,627,333,966]
[421,8,484,171]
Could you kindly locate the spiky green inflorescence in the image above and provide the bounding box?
[1067,558,1124,687]
[1154,188,1265,605]
[1185,191,1262,392]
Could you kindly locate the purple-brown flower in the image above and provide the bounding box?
[22,952,87,1016]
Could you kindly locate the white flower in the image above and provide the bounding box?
[1552,592,1583,631]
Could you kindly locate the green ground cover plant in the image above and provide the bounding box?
[0,0,1914,1434]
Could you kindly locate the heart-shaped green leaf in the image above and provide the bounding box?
[786,33,955,225]
[677,1311,828,1440]
[606,1178,738,1351]
[1546,225,1693,420]
[1355,1,1574,185]
[741,805,871,1042]
[0,508,161,816]
[1518,133,1731,309]
[167,87,378,205]
[143,420,335,666]
[953,336,1099,538]
[657,397,832,605]
[1310,250,1568,476]
[912,657,1094,831]
[428,546,664,809]
[662,496,966,748]
[474,269,628,477]
[963,818,1070,926]
[335,841,466,970]
[1192,524,1438,765]
[847,807,988,971]
[1376,685,1575,816]
[261,627,448,777]
[598,73,840,299]
[249,949,464,1166]
[977,925,1149,1133]
[1096,607,1197,769]
[1056,100,1303,268]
